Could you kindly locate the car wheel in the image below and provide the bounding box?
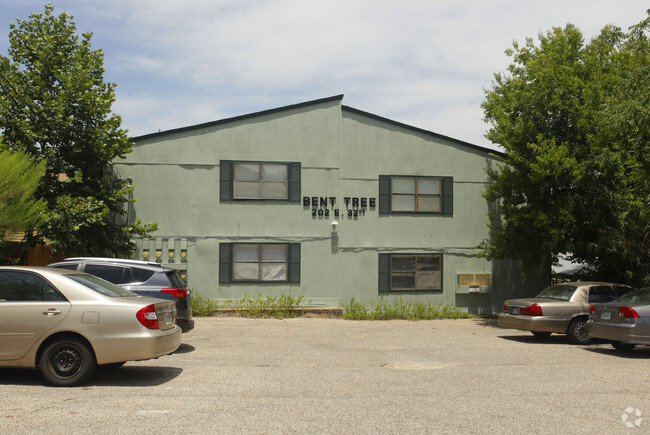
[39,338,95,387]
[531,331,552,338]
[612,342,636,351]
[567,319,591,345]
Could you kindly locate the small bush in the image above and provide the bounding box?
[343,298,469,320]
[191,292,221,317]
[192,293,309,318]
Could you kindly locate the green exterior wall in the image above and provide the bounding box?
[114,95,548,313]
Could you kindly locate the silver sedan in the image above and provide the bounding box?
[587,288,650,351]
[0,266,181,386]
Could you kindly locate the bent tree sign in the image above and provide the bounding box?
[304,196,376,219]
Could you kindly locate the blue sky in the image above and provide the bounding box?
[0,1,647,150]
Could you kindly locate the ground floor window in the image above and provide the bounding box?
[219,243,300,283]
[379,253,442,292]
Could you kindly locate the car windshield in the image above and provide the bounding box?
[66,274,137,298]
[535,285,577,301]
[614,288,650,304]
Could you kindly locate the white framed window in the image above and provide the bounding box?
[391,177,442,212]
[234,162,288,200]
[379,175,453,215]
[220,160,301,203]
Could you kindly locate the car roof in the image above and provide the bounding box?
[53,257,166,269]
[552,282,632,287]
[0,265,91,280]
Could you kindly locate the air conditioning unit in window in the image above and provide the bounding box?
[456,273,492,294]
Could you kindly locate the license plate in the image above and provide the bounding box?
[601,311,612,320]
[164,312,173,325]
[511,307,519,315]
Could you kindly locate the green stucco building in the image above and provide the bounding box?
[114,95,548,313]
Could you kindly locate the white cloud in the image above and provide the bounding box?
[1,0,648,148]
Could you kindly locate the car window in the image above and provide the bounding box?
[84,264,132,284]
[614,288,650,304]
[536,285,576,301]
[588,286,616,303]
[0,270,66,302]
[131,267,155,284]
[166,270,186,288]
[613,286,633,298]
[65,274,137,298]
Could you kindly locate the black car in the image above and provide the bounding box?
[47,258,194,333]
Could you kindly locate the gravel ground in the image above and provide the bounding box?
[0,317,648,434]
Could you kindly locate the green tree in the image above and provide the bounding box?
[0,148,46,235]
[0,4,156,256]
[480,12,650,287]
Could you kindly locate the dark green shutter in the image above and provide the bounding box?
[442,177,453,216]
[289,243,300,283]
[378,254,390,293]
[219,243,232,283]
[289,162,301,203]
[379,176,390,215]
[220,160,232,201]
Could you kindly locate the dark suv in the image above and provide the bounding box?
[47,258,194,333]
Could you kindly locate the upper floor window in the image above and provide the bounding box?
[220,160,301,202]
[379,175,453,215]
[234,163,288,200]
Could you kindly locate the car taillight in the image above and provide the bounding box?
[502,304,509,313]
[589,304,596,315]
[136,304,159,329]
[618,306,640,318]
[162,288,189,299]
[520,304,543,316]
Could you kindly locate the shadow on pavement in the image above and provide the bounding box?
[173,343,195,354]
[0,365,183,387]
[583,345,650,359]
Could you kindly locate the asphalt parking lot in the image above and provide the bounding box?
[1,317,648,434]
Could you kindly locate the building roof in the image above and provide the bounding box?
[132,94,504,157]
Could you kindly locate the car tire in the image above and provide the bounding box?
[39,337,96,387]
[611,342,636,351]
[531,331,552,338]
[566,319,591,345]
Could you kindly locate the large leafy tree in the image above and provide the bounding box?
[480,12,649,287]
[0,148,46,235]
[0,4,156,256]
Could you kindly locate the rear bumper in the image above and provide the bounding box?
[178,318,195,333]
[587,321,650,345]
[92,326,182,365]
[498,313,570,334]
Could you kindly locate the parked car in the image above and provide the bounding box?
[0,266,181,386]
[587,287,650,351]
[47,258,194,333]
[499,282,634,344]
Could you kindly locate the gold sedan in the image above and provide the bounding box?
[0,266,181,386]
[499,282,633,344]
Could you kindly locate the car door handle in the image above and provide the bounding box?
[43,309,62,316]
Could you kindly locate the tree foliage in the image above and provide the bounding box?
[0,4,156,256]
[480,12,650,287]
[0,148,46,234]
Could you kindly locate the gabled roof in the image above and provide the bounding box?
[132,94,503,157]
[132,95,344,141]
[341,105,503,157]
